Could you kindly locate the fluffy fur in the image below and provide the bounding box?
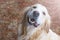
[18,4,60,40]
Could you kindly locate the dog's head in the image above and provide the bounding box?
[23,4,51,33]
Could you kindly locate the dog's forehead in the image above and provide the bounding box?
[32,4,44,8]
[31,4,45,12]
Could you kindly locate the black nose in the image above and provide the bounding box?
[33,11,39,17]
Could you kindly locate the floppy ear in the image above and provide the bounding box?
[21,11,28,35]
[21,7,30,35]
[44,15,51,33]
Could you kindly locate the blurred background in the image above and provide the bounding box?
[0,0,60,40]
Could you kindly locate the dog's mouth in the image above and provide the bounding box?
[27,17,39,27]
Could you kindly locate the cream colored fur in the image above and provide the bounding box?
[18,4,60,40]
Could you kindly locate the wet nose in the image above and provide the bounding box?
[33,11,39,17]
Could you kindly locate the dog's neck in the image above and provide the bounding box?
[21,23,48,40]
[28,28,48,40]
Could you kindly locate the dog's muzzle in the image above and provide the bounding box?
[27,11,40,27]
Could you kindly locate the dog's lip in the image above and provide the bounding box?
[31,18,35,22]
[28,17,40,27]
[29,18,35,23]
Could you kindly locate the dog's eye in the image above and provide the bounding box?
[33,6,37,9]
[43,12,46,15]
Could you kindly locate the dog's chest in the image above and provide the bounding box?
[37,30,59,40]
[36,30,50,40]
[26,25,48,40]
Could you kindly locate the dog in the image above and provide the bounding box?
[18,4,60,40]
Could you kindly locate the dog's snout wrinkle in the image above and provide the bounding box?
[33,11,39,17]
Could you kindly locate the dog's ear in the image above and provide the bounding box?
[22,7,30,25]
[21,7,30,35]
[44,15,51,33]
[21,10,28,35]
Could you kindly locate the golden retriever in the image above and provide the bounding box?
[18,4,60,40]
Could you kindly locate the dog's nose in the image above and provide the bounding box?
[33,11,39,17]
